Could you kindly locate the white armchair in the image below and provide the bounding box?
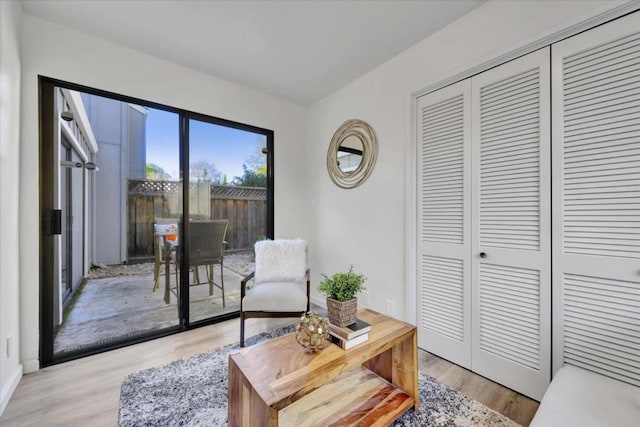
[240,239,310,347]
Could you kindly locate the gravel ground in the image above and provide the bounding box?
[87,251,255,279]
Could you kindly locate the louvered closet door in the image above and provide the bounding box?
[551,12,640,386]
[471,48,551,400]
[417,80,472,369]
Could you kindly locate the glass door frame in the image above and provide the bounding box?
[181,111,274,328]
[59,141,73,304]
[39,76,274,367]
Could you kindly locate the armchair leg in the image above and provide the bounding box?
[221,262,225,308]
[175,265,179,295]
[306,274,311,312]
[208,265,213,297]
[194,267,200,285]
[240,312,245,347]
[164,255,170,304]
[153,262,160,292]
[206,264,212,282]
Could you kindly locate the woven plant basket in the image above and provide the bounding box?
[326,297,358,327]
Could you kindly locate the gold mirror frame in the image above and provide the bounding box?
[327,119,378,189]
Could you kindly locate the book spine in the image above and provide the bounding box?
[328,326,350,340]
[328,325,370,340]
[328,332,368,350]
[328,333,346,349]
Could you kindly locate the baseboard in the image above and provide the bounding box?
[0,364,23,416]
[310,294,326,310]
[22,359,39,373]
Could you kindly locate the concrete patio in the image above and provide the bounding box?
[54,253,253,353]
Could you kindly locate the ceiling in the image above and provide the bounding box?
[21,0,485,106]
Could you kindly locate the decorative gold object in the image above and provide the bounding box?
[295,312,330,352]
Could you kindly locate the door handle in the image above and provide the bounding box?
[43,209,62,235]
[479,252,487,259]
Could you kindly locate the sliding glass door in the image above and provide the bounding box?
[186,116,269,323]
[40,77,273,366]
[45,86,183,359]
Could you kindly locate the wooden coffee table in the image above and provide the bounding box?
[228,308,418,426]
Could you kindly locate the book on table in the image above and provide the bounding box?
[328,332,369,350]
[328,319,371,340]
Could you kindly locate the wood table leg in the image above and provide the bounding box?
[363,348,393,382]
[250,388,275,427]
[229,356,275,427]
[363,331,419,411]
[228,356,242,426]
[393,330,419,410]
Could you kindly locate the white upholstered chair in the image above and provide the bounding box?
[240,239,310,347]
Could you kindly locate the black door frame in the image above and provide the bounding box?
[59,140,73,304]
[39,76,274,367]
[182,111,274,328]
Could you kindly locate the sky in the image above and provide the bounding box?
[145,107,266,181]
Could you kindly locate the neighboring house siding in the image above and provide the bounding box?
[53,88,97,325]
[85,96,147,264]
[128,106,147,179]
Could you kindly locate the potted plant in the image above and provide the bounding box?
[317,265,366,327]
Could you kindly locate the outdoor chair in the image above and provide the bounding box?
[153,214,217,291]
[240,239,310,347]
[165,220,229,306]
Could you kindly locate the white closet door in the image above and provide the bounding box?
[417,80,472,368]
[552,12,640,386]
[471,47,551,400]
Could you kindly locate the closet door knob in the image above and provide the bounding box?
[479,252,487,259]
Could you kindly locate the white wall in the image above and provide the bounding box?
[305,0,629,320]
[0,0,24,415]
[11,0,632,379]
[19,13,308,372]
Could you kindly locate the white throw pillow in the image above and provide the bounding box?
[254,239,307,285]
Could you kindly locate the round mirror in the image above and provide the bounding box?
[327,119,377,189]
[337,135,363,174]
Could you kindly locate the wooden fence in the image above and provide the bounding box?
[127,179,267,261]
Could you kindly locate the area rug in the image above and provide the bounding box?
[119,326,519,426]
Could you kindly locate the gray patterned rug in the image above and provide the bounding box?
[119,327,520,426]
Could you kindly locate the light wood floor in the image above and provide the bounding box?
[1,316,539,426]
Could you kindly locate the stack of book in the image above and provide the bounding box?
[328,319,371,350]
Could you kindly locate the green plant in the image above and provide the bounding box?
[317,265,366,302]
[55,277,87,338]
[254,234,267,243]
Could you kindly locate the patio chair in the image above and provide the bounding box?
[240,239,310,347]
[165,220,229,306]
